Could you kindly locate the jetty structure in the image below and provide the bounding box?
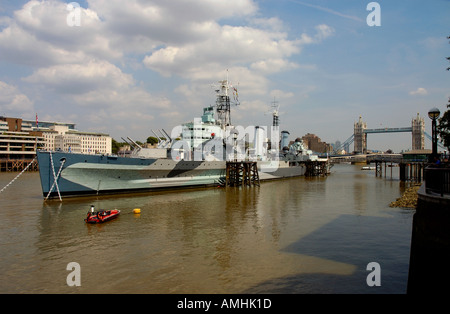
[0,117,43,172]
[35,75,329,200]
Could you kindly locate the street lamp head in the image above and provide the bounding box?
[428,107,440,120]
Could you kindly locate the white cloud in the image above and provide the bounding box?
[73,86,170,111]
[0,0,319,83]
[143,23,306,78]
[1,0,333,88]
[250,17,286,32]
[314,24,335,41]
[0,0,336,140]
[23,60,134,94]
[409,87,428,96]
[270,89,295,99]
[21,58,172,137]
[251,59,299,74]
[143,20,334,85]
[87,0,257,52]
[0,81,34,115]
[0,0,121,67]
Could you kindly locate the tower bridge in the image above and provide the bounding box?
[352,113,425,154]
[331,113,445,155]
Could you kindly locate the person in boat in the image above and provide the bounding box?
[86,205,96,220]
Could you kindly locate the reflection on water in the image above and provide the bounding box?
[0,164,414,293]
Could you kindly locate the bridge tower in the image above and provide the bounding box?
[354,116,367,153]
[411,113,425,150]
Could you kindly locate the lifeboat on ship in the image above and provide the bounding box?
[85,205,120,224]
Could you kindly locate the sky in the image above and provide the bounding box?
[0,0,449,152]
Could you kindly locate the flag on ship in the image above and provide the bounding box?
[233,87,238,101]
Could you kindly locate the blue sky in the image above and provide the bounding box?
[0,0,449,152]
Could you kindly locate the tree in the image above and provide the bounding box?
[437,97,450,151]
[436,35,450,151]
[146,136,159,145]
[111,139,129,154]
[111,138,121,154]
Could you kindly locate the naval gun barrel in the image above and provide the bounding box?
[127,137,142,149]
[161,129,172,142]
[151,129,162,143]
[121,137,133,148]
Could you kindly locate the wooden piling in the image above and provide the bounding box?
[0,159,38,172]
[225,161,260,187]
[305,160,329,177]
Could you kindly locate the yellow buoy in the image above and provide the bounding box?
[133,208,141,214]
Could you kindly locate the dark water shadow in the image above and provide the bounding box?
[244,214,413,294]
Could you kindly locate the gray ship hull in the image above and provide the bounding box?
[37,151,306,199]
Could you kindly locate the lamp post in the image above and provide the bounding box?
[428,107,440,162]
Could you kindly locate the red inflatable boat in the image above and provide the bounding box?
[85,209,120,224]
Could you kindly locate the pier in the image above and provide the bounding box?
[225,159,330,187]
[372,159,425,182]
[330,150,430,182]
[370,151,429,182]
[225,161,260,187]
[305,160,329,177]
[0,158,38,172]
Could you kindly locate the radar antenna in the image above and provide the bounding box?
[265,97,280,127]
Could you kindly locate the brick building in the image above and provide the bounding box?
[301,133,333,154]
[0,117,45,171]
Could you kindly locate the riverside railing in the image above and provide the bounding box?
[424,166,450,197]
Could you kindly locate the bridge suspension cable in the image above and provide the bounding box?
[333,134,354,153]
[424,132,446,150]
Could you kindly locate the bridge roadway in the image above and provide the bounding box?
[329,153,403,164]
[364,127,412,134]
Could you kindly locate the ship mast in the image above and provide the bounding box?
[270,98,280,127]
[213,72,239,130]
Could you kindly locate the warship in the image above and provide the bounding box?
[37,78,322,199]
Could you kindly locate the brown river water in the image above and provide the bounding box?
[0,164,414,294]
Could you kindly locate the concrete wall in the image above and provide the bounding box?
[407,185,450,294]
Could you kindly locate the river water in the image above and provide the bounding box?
[0,164,414,294]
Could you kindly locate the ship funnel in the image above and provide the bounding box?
[254,126,266,159]
[281,131,290,150]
